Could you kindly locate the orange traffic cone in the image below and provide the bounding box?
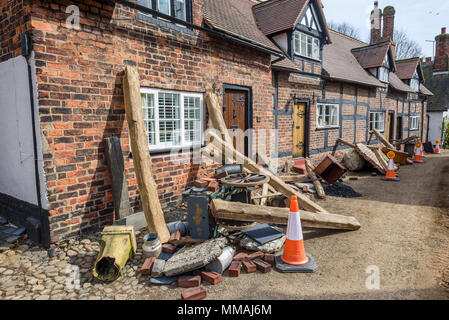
[435,140,441,154]
[382,151,400,181]
[275,196,318,273]
[414,142,424,163]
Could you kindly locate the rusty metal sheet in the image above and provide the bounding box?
[355,143,386,174]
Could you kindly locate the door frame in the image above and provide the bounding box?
[387,110,395,143]
[222,84,253,155]
[293,98,310,158]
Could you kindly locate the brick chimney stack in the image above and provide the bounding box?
[382,6,395,42]
[434,27,449,74]
[370,1,382,44]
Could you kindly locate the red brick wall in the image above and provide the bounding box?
[30,0,274,241]
[0,0,31,62]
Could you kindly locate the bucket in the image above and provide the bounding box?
[142,232,162,258]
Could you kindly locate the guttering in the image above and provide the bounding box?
[321,74,384,89]
[115,0,284,57]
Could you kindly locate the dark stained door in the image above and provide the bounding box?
[223,89,249,155]
[396,116,403,140]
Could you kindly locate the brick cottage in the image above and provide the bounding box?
[0,0,432,246]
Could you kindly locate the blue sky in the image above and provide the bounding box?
[322,0,449,58]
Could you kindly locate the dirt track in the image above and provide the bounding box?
[149,151,449,300]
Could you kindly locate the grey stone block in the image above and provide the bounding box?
[151,259,166,278]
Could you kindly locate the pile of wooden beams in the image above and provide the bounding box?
[204,92,361,232]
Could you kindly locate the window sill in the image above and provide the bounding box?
[294,54,321,63]
[137,13,194,35]
[316,126,340,131]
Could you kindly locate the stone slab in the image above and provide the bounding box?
[163,237,228,277]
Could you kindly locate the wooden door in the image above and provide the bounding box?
[386,113,394,143]
[224,89,248,155]
[293,102,306,158]
[396,116,403,140]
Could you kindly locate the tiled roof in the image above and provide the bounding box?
[203,0,281,54]
[271,56,301,72]
[395,58,421,80]
[419,84,433,96]
[423,64,447,112]
[389,72,413,93]
[322,30,385,88]
[253,0,308,35]
[351,42,391,69]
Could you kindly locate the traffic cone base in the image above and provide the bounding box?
[275,253,318,273]
[382,176,400,181]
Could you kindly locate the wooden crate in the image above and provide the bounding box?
[314,155,347,185]
[381,147,409,165]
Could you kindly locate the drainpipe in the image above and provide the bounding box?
[21,33,48,247]
[274,71,279,157]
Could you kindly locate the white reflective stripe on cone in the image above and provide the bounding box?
[388,158,394,171]
[415,147,421,156]
[286,211,303,241]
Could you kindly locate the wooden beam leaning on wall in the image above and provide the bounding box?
[203,131,329,214]
[211,199,361,231]
[122,66,170,243]
[104,136,131,220]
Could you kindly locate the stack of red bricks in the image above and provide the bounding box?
[194,178,219,193]
[228,251,274,277]
[178,270,223,300]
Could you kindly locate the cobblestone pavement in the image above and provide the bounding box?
[0,209,189,300]
[0,231,150,300]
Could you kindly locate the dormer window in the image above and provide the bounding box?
[410,71,420,92]
[294,31,320,60]
[378,67,389,83]
[378,55,390,83]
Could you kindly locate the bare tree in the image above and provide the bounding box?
[394,29,423,60]
[328,21,362,41]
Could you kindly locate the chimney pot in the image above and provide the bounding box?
[382,6,396,42]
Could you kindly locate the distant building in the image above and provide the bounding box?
[423,27,449,144]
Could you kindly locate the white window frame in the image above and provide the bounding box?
[316,103,339,129]
[410,78,420,92]
[369,111,385,132]
[141,88,203,151]
[378,66,389,83]
[293,31,320,61]
[138,0,189,24]
[409,116,419,131]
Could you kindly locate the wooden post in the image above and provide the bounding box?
[205,92,251,174]
[210,199,361,231]
[122,66,170,243]
[205,131,328,213]
[104,136,131,220]
[372,128,395,150]
[305,159,326,199]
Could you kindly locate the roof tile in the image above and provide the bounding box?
[203,0,281,53]
[322,31,384,88]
